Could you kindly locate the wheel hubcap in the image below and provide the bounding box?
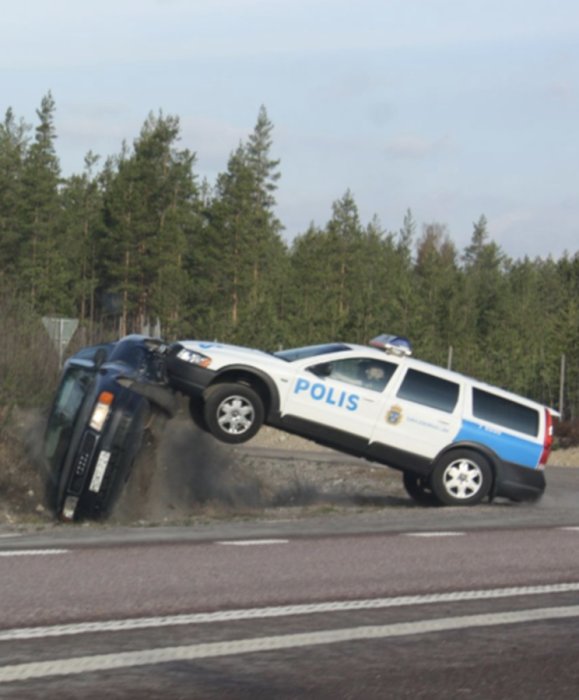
[217,396,254,435]
[442,459,483,500]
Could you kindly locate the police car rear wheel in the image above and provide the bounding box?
[204,383,264,444]
[431,450,492,506]
[402,472,439,506]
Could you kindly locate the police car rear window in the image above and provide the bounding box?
[397,369,459,413]
[274,343,351,362]
[472,388,539,436]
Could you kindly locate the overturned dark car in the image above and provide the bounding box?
[45,335,175,521]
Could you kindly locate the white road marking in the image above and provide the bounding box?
[404,532,464,537]
[2,605,579,683]
[217,539,290,546]
[2,582,579,642]
[560,526,579,531]
[0,550,68,557]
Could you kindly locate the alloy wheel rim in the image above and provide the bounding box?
[217,396,255,434]
[442,458,483,500]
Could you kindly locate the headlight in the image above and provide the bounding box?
[89,391,114,431]
[176,348,212,368]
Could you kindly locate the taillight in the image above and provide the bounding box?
[89,391,114,432]
[539,409,554,466]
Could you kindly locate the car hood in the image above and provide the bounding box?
[175,340,283,367]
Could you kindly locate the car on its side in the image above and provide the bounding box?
[166,334,558,507]
[44,335,175,521]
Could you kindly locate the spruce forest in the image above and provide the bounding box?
[1,94,578,422]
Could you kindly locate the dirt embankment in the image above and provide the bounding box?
[0,410,577,527]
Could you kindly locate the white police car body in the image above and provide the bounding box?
[166,335,557,506]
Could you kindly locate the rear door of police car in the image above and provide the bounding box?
[370,366,464,459]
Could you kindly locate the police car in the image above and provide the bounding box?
[166,334,557,506]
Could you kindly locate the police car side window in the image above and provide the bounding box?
[397,369,459,413]
[309,358,397,393]
[472,388,539,436]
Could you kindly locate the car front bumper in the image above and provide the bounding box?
[166,346,215,397]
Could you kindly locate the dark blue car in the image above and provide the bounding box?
[44,335,175,521]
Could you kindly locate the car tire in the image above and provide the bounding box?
[402,472,439,506]
[203,383,264,444]
[430,450,492,506]
[189,397,209,432]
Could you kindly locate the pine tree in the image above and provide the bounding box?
[460,215,510,379]
[98,113,199,336]
[59,152,103,327]
[188,108,286,346]
[0,108,29,280]
[18,93,64,312]
[413,222,461,363]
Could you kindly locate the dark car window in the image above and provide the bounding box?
[45,366,94,466]
[309,357,398,393]
[472,388,539,437]
[397,369,460,413]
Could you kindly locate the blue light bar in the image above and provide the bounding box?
[369,334,413,356]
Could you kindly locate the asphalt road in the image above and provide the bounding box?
[0,466,578,698]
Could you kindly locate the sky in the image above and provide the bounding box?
[2,0,578,260]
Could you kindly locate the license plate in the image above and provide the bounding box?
[88,450,111,493]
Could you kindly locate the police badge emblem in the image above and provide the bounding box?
[386,404,403,425]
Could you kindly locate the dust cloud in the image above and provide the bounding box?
[111,416,265,524]
[1,408,406,526]
[0,408,54,522]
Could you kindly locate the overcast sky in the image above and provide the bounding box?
[2,0,578,260]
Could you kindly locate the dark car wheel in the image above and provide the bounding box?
[203,383,264,444]
[402,472,439,506]
[430,450,492,506]
[189,397,209,432]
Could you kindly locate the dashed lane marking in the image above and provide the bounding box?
[0,550,68,557]
[2,605,579,683]
[2,582,579,642]
[217,539,290,546]
[404,532,464,537]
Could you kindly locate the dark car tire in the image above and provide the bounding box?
[189,397,209,432]
[430,449,492,506]
[402,472,439,506]
[203,383,264,444]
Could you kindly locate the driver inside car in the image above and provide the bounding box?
[361,362,387,391]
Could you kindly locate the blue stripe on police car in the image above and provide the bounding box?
[453,420,542,469]
[294,377,359,411]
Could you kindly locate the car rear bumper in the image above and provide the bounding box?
[493,461,546,502]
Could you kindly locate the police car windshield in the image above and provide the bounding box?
[274,343,351,362]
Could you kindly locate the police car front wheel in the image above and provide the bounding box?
[430,450,492,506]
[204,383,264,444]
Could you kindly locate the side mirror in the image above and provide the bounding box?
[310,363,331,378]
[94,348,108,369]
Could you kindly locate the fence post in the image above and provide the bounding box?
[559,353,565,418]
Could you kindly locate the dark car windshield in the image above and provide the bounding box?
[274,343,351,362]
[45,365,94,469]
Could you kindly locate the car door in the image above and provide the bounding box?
[280,356,400,441]
[370,366,464,459]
